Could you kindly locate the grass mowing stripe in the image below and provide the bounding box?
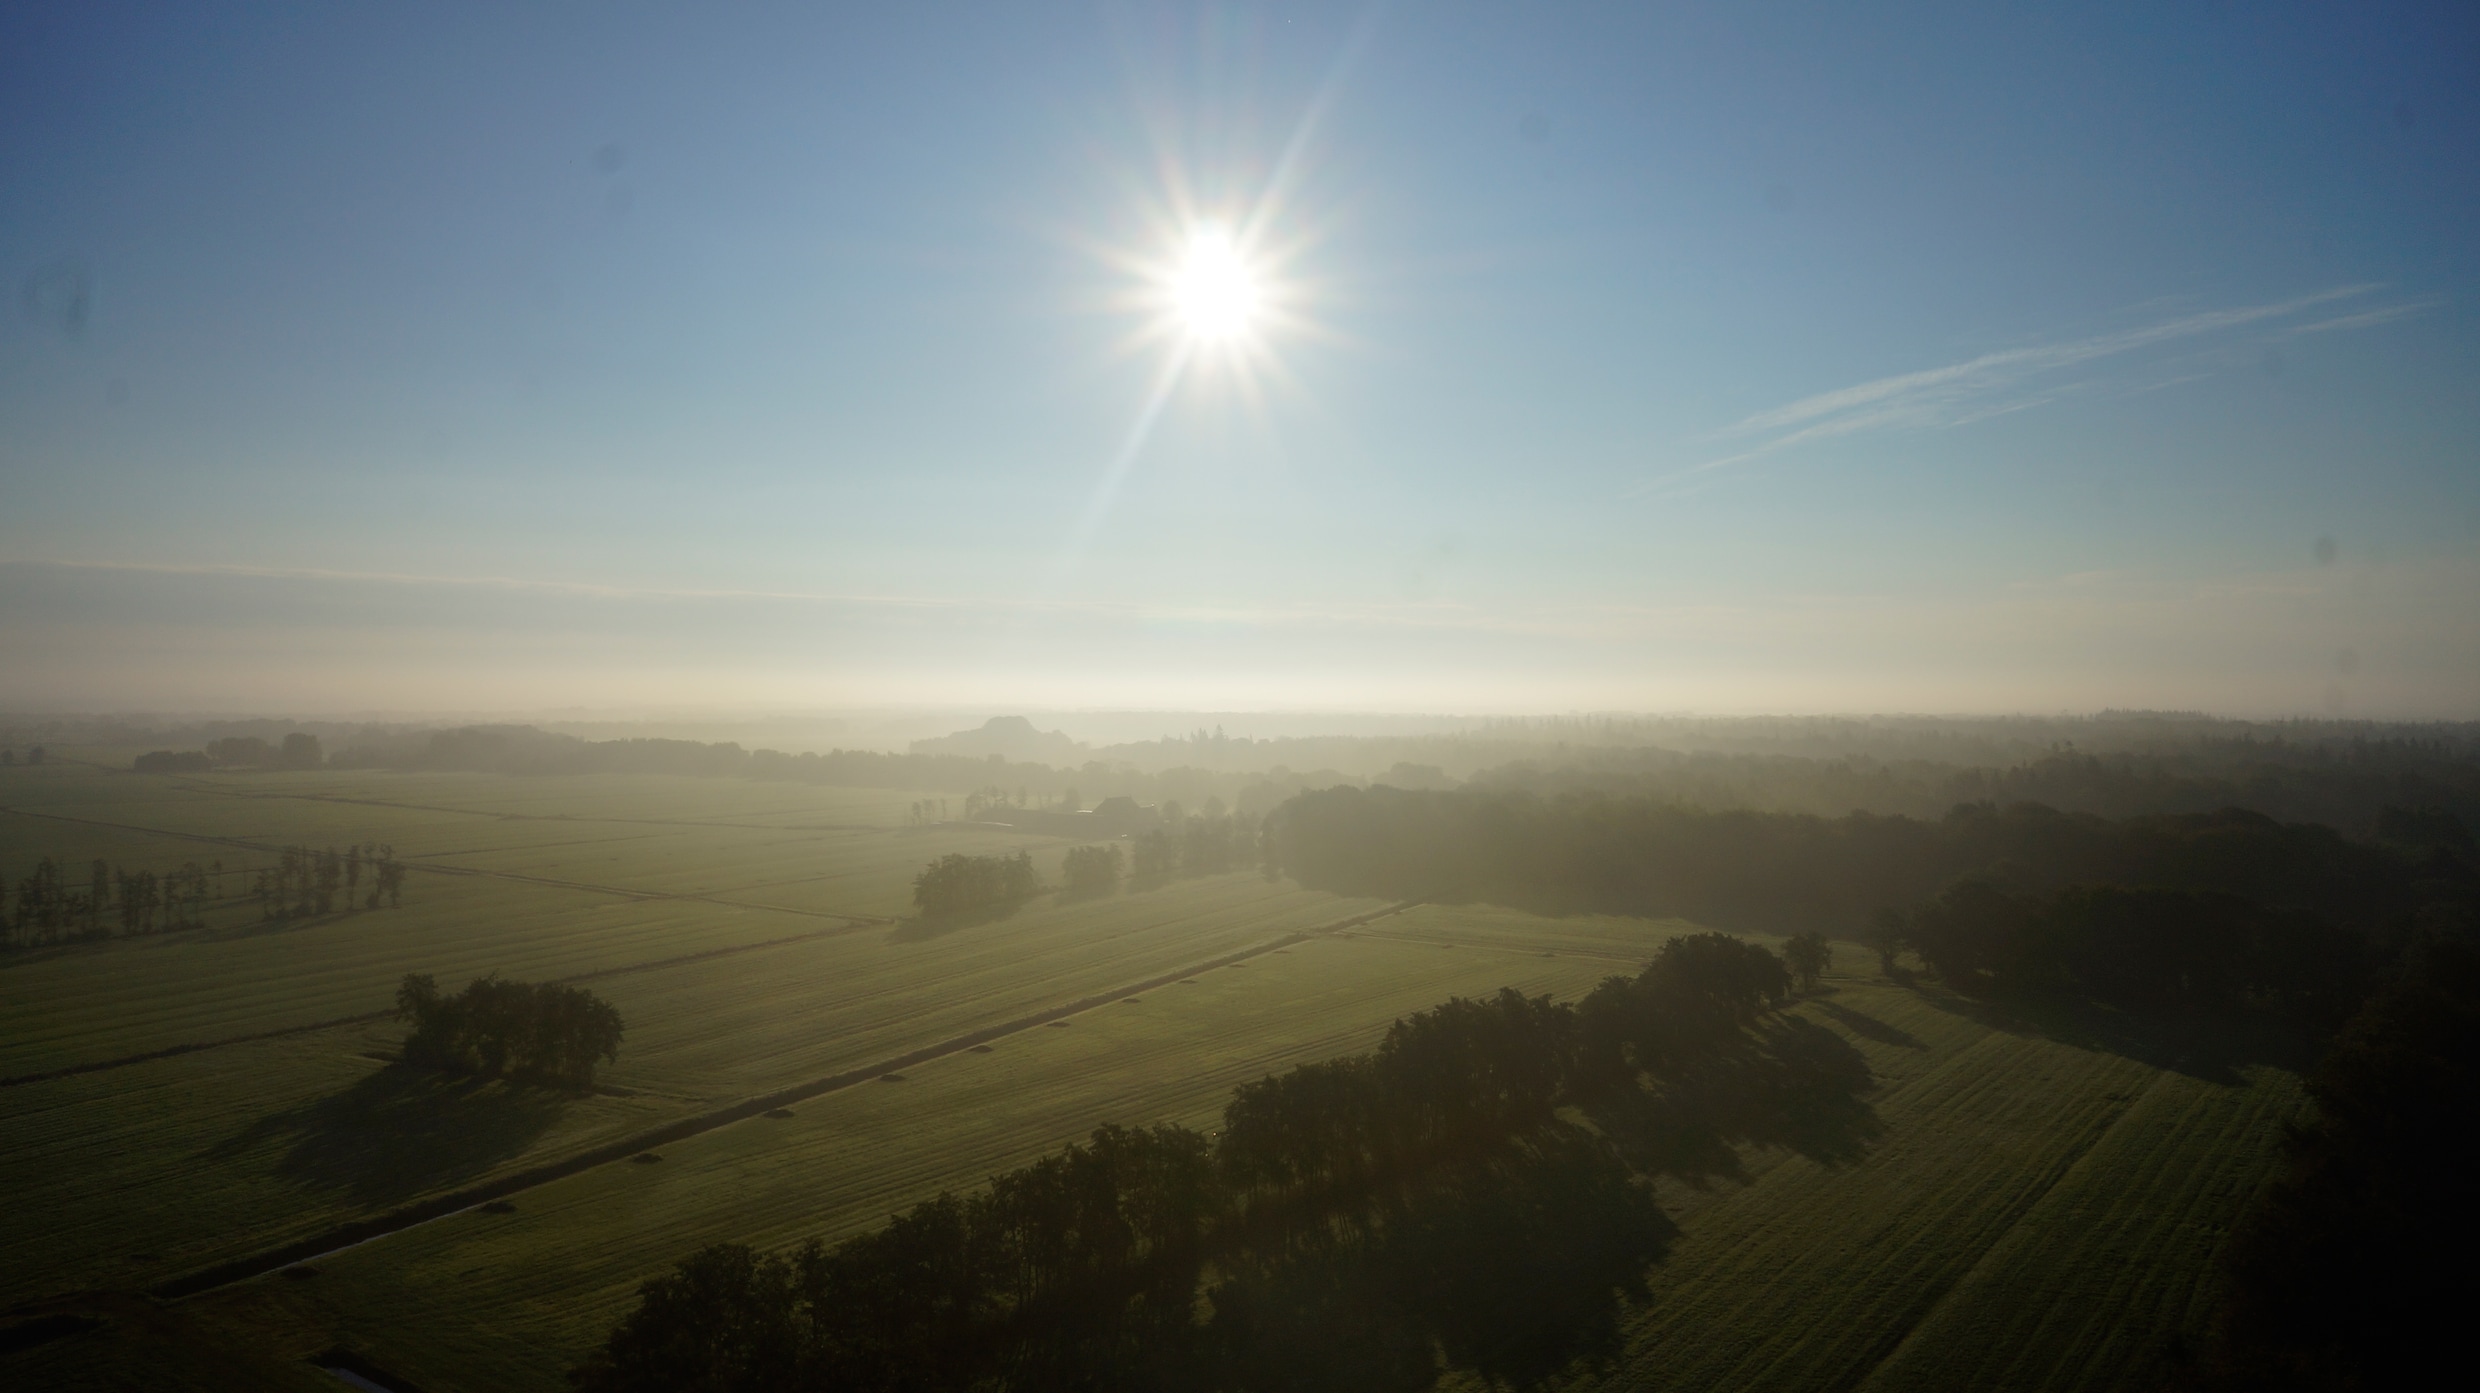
[2,803,895,932]
[165,778,895,835]
[0,917,906,1089]
[150,900,1419,1302]
[1839,1069,2163,1391]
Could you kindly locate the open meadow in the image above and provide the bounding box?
[1,756,2309,1392]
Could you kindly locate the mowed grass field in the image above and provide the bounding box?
[0,757,1388,1308]
[1,757,2307,1393]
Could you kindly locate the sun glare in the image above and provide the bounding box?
[1171,228,1260,341]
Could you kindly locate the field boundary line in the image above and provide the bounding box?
[1337,927,1651,966]
[145,900,1420,1303]
[164,778,895,835]
[0,803,889,918]
[0,919,900,1090]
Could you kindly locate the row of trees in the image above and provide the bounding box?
[395,973,625,1089]
[1263,786,2461,938]
[924,815,1263,913]
[4,841,410,946]
[7,857,217,945]
[913,852,1041,919]
[1131,813,1252,879]
[128,734,330,773]
[571,934,1798,1391]
[328,723,1348,829]
[249,843,406,919]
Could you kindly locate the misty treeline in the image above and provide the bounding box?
[395,973,624,1090]
[572,934,1818,1393]
[1475,737,2480,841]
[320,724,1348,819]
[1133,812,1253,879]
[1061,844,1122,894]
[1265,786,2468,948]
[130,732,327,773]
[914,853,1041,918]
[98,711,2478,843]
[913,815,1259,918]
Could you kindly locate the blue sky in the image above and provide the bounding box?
[3,2,2474,715]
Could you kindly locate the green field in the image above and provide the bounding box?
[0,757,2306,1392]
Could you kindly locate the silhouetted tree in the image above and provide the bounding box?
[1862,907,1906,974]
[398,972,623,1088]
[1783,932,1831,991]
[1062,844,1123,896]
[913,852,1039,918]
[1132,830,1179,879]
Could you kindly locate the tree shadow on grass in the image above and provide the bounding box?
[1585,1015,1884,1188]
[1807,998,1926,1050]
[1197,1125,1679,1393]
[885,903,1024,944]
[203,1063,567,1207]
[174,908,362,947]
[1898,980,2318,1085]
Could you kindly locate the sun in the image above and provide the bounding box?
[1169,227,1261,342]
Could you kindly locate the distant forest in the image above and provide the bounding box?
[62,710,2479,843]
[1264,786,2467,945]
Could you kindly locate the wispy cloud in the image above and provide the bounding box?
[1634,284,2433,497]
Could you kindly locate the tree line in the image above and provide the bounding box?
[130,733,328,773]
[570,933,1806,1392]
[916,813,1263,917]
[1263,786,2461,940]
[1131,812,1252,879]
[3,857,219,945]
[248,843,407,919]
[323,723,1348,827]
[395,973,625,1090]
[1,842,409,947]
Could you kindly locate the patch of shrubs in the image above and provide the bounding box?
[911,851,1039,918]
